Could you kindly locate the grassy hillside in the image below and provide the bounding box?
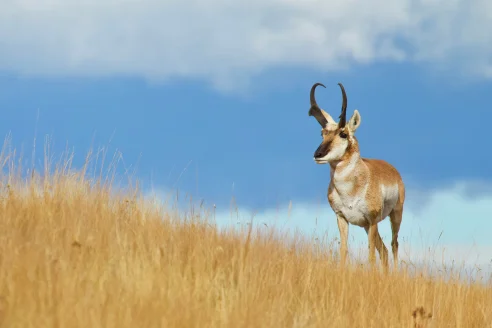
[0,147,490,328]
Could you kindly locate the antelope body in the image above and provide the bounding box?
[308,82,405,269]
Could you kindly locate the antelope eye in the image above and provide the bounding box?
[339,131,347,139]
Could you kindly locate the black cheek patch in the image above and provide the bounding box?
[319,141,332,155]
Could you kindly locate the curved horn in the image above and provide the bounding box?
[308,82,328,127]
[337,82,347,128]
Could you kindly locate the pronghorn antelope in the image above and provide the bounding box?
[308,82,405,270]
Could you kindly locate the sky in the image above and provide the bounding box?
[1,0,492,275]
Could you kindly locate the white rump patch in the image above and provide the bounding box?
[381,184,399,219]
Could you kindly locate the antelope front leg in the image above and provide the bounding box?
[367,223,378,268]
[337,215,349,267]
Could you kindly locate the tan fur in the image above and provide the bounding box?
[310,83,405,271]
[327,152,405,269]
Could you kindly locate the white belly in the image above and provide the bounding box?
[329,185,370,227]
[329,183,400,227]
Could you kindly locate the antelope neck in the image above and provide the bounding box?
[330,152,364,181]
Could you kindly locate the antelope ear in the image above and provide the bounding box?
[320,108,337,126]
[348,110,361,132]
[309,106,336,128]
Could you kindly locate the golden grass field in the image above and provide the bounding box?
[0,143,490,328]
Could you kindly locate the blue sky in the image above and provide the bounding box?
[1,0,492,273]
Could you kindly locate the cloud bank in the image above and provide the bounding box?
[180,181,492,275]
[2,0,492,89]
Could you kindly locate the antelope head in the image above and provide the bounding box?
[308,82,362,164]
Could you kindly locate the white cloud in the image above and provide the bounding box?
[1,0,492,90]
[210,182,492,276]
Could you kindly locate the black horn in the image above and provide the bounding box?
[308,82,328,127]
[337,82,347,128]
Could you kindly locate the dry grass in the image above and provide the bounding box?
[0,145,490,328]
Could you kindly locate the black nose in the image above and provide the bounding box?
[314,150,323,158]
